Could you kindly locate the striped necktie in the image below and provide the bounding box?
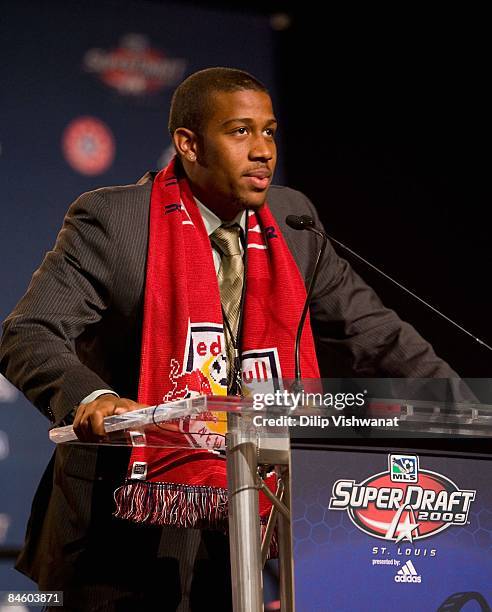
[211,223,244,391]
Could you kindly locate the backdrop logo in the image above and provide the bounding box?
[0,375,18,403]
[83,33,186,96]
[0,431,9,461]
[329,455,476,542]
[394,560,422,584]
[0,513,10,544]
[62,116,115,176]
[390,454,418,483]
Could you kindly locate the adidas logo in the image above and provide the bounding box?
[394,560,422,584]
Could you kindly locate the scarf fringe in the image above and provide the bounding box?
[113,480,228,529]
[114,480,278,559]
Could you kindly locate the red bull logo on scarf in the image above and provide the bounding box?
[163,323,228,452]
[161,323,283,451]
[163,323,284,403]
[241,348,283,394]
[163,322,228,402]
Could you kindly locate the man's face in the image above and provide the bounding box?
[186,89,277,219]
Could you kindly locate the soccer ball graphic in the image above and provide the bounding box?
[210,354,228,388]
[402,459,415,473]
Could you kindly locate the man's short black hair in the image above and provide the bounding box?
[168,67,269,137]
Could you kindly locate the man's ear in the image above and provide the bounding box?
[173,128,199,162]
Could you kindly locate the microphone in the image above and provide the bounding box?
[285,214,492,385]
[286,215,328,392]
[285,215,314,230]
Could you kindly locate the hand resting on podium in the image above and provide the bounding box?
[72,393,149,442]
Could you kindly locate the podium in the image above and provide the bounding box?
[49,380,492,611]
[50,394,297,612]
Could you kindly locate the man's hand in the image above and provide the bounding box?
[73,394,148,442]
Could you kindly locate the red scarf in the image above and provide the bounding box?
[114,158,320,546]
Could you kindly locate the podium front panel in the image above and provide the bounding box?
[291,445,492,611]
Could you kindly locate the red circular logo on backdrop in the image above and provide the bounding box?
[62,116,115,175]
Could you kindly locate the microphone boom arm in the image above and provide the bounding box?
[294,227,328,384]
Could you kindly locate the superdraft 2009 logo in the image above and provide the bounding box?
[329,454,476,543]
[82,33,186,96]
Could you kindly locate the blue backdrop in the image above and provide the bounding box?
[1,0,280,597]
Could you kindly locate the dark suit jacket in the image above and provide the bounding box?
[0,173,459,586]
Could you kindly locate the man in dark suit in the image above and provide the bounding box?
[0,68,460,611]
